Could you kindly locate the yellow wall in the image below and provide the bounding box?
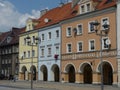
[19,31,38,80]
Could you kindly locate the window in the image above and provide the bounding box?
[41,48,44,56]
[80,3,91,14]
[55,46,59,54]
[66,27,72,37]
[77,42,83,52]
[89,40,95,51]
[32,36,35,43]
[81,5,85,13]
[41,34,44,41]
[67,44,72,53]
[32,50,35,57]
[102,37,109,49]
[77,24,83,35]
[101,17,109,30]
[56,30,59,38]
[48,32,51,40]
[86,3,90,12]
[89,21,94,32]
[2,60,4,64]
[28,51,30,58]
[48,47,52,56]
[23,52,26,58]
[24,38,26,45]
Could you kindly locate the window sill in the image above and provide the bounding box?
[66,36,72,38]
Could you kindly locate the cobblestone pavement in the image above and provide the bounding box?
[0,80,120,90]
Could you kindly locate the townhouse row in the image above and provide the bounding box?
[0,0,120,87]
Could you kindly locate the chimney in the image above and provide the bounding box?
[59,2,64,7]
[40,9,48,17]
[72,0,80,8]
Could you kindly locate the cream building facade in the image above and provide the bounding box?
[19,18,39,80]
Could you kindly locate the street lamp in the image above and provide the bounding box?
[26,35,39,90]
[92,20,110,90]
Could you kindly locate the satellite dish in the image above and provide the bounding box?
[44,18,49,23]
[106,39,111,45]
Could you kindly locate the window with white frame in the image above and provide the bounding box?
[80,3,91,14]
[41,48,44,57]
[66,26,72,37]
[77,24,83,35]
[48,32,51,40]
[67,43,72,53]
[86,3,90,12]
[56,30,59,38]
[101,17,109,30]
[77,41,83,52]
[102,37,109,49]
[28,51,30,58]
[88,21,95,32]
[89,40,95,51]
[23,51,26,58]
[48,47,52,56]
[55,46,59,54]
[41,34,44,41]
[32,36,35,43]
[81,5,85,13]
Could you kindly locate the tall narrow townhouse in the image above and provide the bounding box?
[36,3,73,82]
[0,27,22,79]
[61,0,118,85]
[117,0,120,87]
[19,18,39,80]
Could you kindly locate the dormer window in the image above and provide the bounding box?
[86,3,90,12]
[80,3,91,14]
[81,5,85,13]
[7,36,12,43]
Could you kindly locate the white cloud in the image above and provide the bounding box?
[0,0,40,32]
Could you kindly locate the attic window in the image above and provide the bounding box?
[7,36,12,43]
[44,18,51,23]
[80,3,91,14]
[72,10,78,14]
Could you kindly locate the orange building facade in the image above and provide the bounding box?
[61,1,117,85]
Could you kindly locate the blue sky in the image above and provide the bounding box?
[7,0,60,14]
[0,0,71,32]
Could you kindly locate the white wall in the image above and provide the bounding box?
[117,0,120,87]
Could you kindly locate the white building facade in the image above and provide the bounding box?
[117,0,120,87]
[38,24,61,82]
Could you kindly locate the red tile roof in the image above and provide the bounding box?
[0,27,24,46]
[96,0,116,10]
[35,3,73,29]
[19,0,116,33]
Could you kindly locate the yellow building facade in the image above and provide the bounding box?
[19,18,39,80]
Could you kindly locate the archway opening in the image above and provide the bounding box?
[41,65,48,81]
[21,66,27,80]
[102,62,113,85]
[66,65,75,83]
[30,66,37,80]
[83,64,92,84]
[52,65,60,82]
